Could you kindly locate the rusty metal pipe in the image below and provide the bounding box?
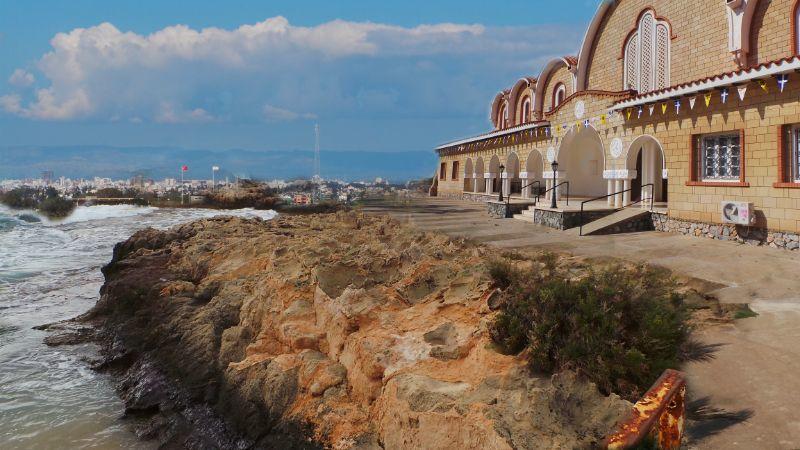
[604,369,687,450]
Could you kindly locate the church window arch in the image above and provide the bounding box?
[624,11,670,93]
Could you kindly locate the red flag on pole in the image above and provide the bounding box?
[182,165,188,172]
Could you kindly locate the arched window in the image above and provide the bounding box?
[795,2,800,54]
[624,11,670,93]
[521,96,531,123]
[552,84,566,109]
[498,102,509,128]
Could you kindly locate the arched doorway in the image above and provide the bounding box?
[525,150,544,198]
[488,155,501,194]
[505,152,521,196]
[557,126,607,198]
[627,136,667,205]
[463,158,474,192]
[474,157,485,194]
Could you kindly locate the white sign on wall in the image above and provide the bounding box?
[574,100,586,120]
[546,147,556,163]
[610,138,624,159]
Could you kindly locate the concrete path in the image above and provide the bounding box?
[361,196,800,449]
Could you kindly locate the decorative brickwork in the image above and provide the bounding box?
[436,0,800,239]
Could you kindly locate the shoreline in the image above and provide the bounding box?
[35,206,757,449]
[59,212,636,449]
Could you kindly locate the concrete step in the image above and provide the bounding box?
[579,208,652,236]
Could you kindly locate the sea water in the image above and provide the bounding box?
[0,204,276,449]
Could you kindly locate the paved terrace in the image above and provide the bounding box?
[361,196,800,450]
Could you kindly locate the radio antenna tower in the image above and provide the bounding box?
[313,123,321,182]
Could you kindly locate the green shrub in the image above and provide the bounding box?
[733,306,758,320]
[1,187,76,218]
[486,258,519,289]
[39,196,76,218]
[489,263,688,400]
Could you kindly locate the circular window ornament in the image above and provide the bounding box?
[546,147,556,163]
[574,100,585,120]
[610,138,624,159]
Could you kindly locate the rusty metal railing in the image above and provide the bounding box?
[605,369,687,450]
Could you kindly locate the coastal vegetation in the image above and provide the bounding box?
[0,187,76,219]
[488,257,689,401]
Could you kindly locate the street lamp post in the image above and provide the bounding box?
[498,164,505,202]
[550,161,559,209]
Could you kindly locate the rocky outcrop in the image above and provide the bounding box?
[88,212,630,449]
[203,183,281,210]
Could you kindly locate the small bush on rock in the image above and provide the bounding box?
[489,262,688,400]
[486,258,518,289]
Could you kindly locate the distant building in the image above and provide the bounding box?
[293,194,311,205]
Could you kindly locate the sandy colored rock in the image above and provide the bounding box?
[92,212,630,449]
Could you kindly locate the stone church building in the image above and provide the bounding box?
[434,0,800,248]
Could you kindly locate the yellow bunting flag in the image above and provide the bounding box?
[661,102,668,114]
[626,108,632,120]
[600,114,607,125]
[757,79,769,93]
[704,92,713,107]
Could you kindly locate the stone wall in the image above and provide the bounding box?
[439,192,500,203]
[487,201,533,219]
[651,213,800,251]
[533,209,615,230]
[588,213,655,236]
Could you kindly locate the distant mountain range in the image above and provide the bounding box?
[0,146,438,183]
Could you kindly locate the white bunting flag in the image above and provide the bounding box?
[777,74,789,93]
[737,85,748,101]
[648,105,655,116]
[689,97,697,110]
[674,100,681,114]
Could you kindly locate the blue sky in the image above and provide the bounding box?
[0,1,598,153]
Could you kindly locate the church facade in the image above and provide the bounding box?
[435,0,800,247]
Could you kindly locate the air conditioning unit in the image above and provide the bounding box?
[721,201,756,226]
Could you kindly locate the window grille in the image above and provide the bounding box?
[701,134,741,181]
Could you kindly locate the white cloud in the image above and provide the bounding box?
[0,17,580,123]
[8,69,35,87]
[0,94,22,114]
[155,102,215,124]
[262,104,316,122]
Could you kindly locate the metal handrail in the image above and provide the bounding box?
[520,180,542,202]
[579,183,654,236]
[538,181,570,206]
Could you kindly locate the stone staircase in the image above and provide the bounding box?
[512,207,537,223]
[578,208,653,236]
